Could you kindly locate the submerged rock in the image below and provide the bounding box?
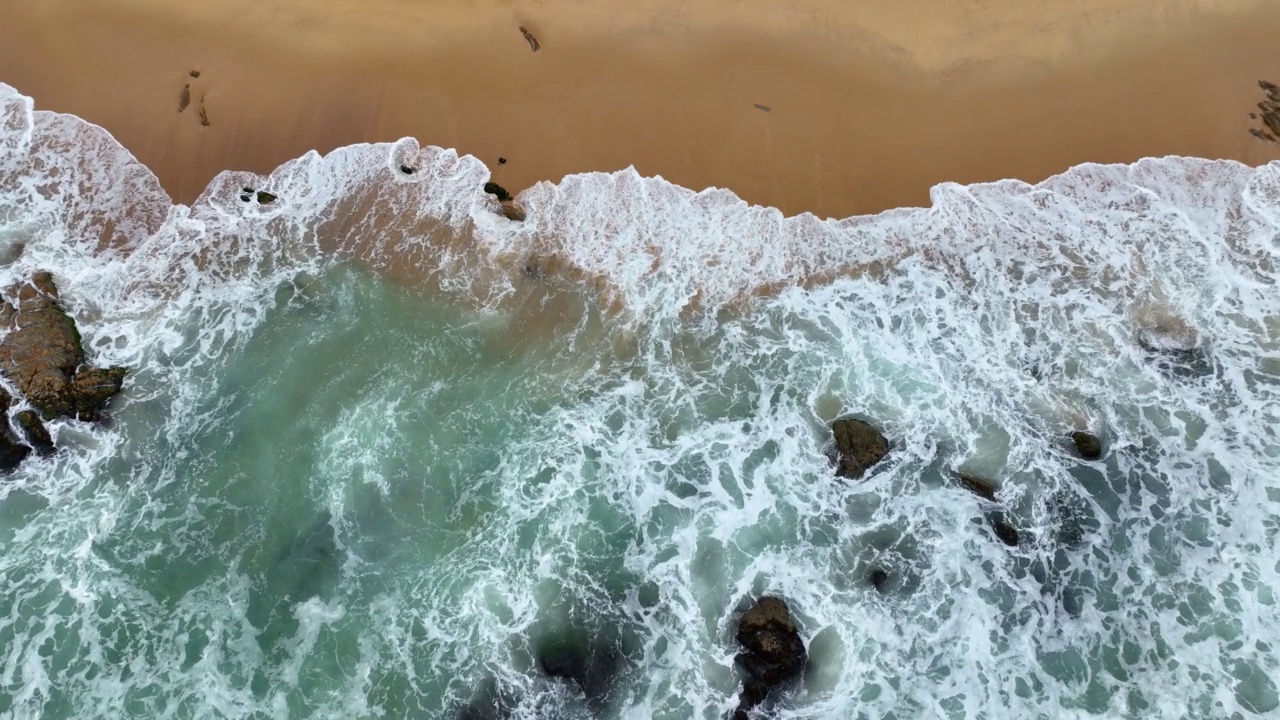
[456,680,515,720]
[733,596,806,719]
[953,472,998,502]
[499,200,527,222]
[0,272,127,421]
[1070,431,1103,461]
[535,632,623,709]
[867,567,890,593]
[987,513,1020,547]
[830,417,890,480]
[256,191,276,204]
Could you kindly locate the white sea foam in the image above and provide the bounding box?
[2,82,1280,719]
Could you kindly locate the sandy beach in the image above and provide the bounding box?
[2,0,1280,218]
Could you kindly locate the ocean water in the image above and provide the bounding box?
[1,81,1279,719]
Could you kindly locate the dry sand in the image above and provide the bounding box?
[2,0,1280,218]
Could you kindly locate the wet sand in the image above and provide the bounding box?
[2,0,1280,218]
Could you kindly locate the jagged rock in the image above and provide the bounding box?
[0,390,31,472]
[14,410,53,456]
[256,191,276,204]
[733,596,806,719]
[830,417,890,479]
[954,472,998,502]
[1070,431,1102,460]
[0,272,127,421]
[0,429,30,472]
[988,513,1019,547]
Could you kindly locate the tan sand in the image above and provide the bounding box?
[2,0,1280,219]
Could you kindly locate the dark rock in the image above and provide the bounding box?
[399,165,415,174]
[733,596,806,719]
[953,472,998,502]
[830,417,890,479]
[1070,431,1102,460]
[498,157,507,165]
[536,633,622,709]
[189,69,201,78]
[867,567,889,592]
[0,388,31,472]
[0,430,30,472]
[256,191,276,204]
[988,513,1019,547]
[239,194,251,202]
[1261,80,1278,93]
[0,272,127,421]
[14,410,54,456]
[483,182,513,202]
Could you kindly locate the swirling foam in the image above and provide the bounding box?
[2,82,1279,719]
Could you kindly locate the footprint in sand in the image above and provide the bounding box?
[198,96,210,127]
[519,26,541,52]
[179,84,190,113]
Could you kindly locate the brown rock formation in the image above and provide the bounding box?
[831,417,890,479]
[0,271,126,422]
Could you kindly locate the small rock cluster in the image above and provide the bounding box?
[1249,80,1280,143]
[0,271,126,472]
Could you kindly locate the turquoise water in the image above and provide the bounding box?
[2,83,1280,718]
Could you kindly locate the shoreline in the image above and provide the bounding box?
[2,1,1280,218]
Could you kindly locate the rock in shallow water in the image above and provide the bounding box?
[535,630,625,710]
[733,596,807,719]
[954,471,998,502]
[14,410,54,456]
[1070,431,1103,460]
[0,272,127,422]
[830,417,890,479]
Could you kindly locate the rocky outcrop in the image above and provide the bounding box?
[831,417,890,479]
[733,596,807,719]
[0,272,126,422]
[1251,80,1280,142]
